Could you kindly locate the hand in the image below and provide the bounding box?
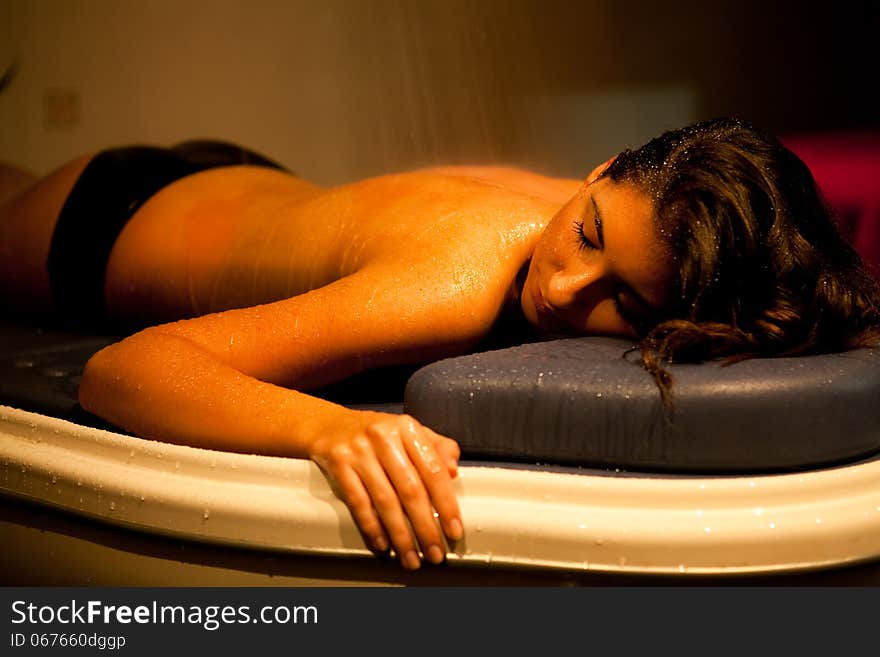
[309,410,462,570]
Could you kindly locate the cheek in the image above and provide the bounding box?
[535,218,571,261]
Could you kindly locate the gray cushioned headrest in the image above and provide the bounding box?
[403,337,880,473]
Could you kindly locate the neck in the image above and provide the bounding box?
[480,260,540,351]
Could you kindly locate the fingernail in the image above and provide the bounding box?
[373,536,389,552]
[403,550,421,570]
[449,517,463,541]
[427,544,445,565]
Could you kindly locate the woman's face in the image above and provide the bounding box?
[521,163,674,339]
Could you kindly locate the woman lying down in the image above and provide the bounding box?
[1,118,878,569]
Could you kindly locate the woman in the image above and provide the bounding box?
[2,118,878,569]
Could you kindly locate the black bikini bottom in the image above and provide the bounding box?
[47,141,287,328]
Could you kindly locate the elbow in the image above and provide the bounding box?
[78,341,121,416]
[78,328,161,418]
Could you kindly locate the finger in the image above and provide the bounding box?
[351,436,422,570]
[427,429,460,478]
[369,426,448,565]
[404,424,464,543]
[331,462,391,554]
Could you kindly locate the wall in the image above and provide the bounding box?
[1,0,877,183]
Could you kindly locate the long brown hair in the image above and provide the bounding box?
[603,118,880,404]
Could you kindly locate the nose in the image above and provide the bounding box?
[544,263,604,311]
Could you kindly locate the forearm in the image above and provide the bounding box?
[79,326,463,570]
[78,328,351,457]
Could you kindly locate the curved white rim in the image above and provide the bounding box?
[2,404,880,575]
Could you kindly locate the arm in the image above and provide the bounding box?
[79,263,488,568]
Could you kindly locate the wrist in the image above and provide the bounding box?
[278,395,370,459]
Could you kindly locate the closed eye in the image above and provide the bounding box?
[571,219,598,251]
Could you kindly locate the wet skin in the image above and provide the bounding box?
[2,156,673,570]
[521,169,674,339]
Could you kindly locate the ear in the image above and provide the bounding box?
[586,156,616,185]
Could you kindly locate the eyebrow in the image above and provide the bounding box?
[591,196,604,249]
[591,194,660,319]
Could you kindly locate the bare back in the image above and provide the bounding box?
[1,155,581,378]
[102,164,580,327]
[2,153,582,567]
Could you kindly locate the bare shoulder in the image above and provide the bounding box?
[416,165,582,205]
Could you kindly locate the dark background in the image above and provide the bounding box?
[1,0,877,182]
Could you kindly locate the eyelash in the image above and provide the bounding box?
[572,218,643,330]
[571,219,597,251]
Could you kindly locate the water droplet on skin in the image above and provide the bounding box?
[51,474,57,484]
[678,564,686,573]
[703,527,712,533]
[174,461,180,470]
[753,507,764,517]
[203,510,210,520]
[109,501,115,511]
[815,518,823,524]
[768,522,776,529]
